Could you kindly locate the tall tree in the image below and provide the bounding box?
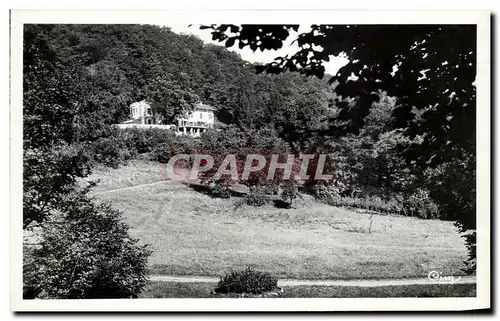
[23,25,151,298]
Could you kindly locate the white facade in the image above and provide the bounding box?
[176,103,216,137]
[130,100,155,124]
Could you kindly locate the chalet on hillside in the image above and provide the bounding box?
[176,102,216,137]
[119,100,216,137]
[123,100,164,125]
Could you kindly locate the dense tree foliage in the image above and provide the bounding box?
[201,24,477,271]
[23,25,153,298]
[25,24,340,129]
[23,191,151,299]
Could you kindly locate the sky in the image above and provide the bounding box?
[164,23,349,75]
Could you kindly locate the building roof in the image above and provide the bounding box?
[130,100,150,107]
[194,102,217,111]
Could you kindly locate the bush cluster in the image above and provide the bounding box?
[244,189,269,206]
[81,127,202,167]
[214,267,278,294]
[81,135,134,168]
[324,194,403,215]
[208,181,232,198]
[119,127,200,163]
[402,188,440,219]
[315,184,439,219]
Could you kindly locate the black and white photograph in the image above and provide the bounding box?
[9,9,490,312]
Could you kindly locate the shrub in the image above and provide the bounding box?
[120,127,177,155]
[402,188,440,219]
[211,182,232,198]
[149,133,200,163]
[317,192,403,215]
[85,134,133,168]
[118,127,202,163]
[314,152,356,196]
[316,187,439,219]
[23,190,152,299]
[198,181,232,198]
[214,267,278,294]
[244,188,269,206]
[313,184,341,201]
[278,183,301,208]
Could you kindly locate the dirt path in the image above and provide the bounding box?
[149,275,476,287]
[92,180,172,196]
[91,168,199,196]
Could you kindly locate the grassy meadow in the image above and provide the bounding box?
[90,161,469,281]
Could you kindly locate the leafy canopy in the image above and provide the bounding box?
[201,24,477,271]
[203,24,476,164]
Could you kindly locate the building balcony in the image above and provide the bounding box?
[177,120,213,128]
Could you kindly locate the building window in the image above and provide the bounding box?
[209,114,213,119]
[200,113,203,119]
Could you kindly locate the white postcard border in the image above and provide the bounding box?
[9,9,491,311]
